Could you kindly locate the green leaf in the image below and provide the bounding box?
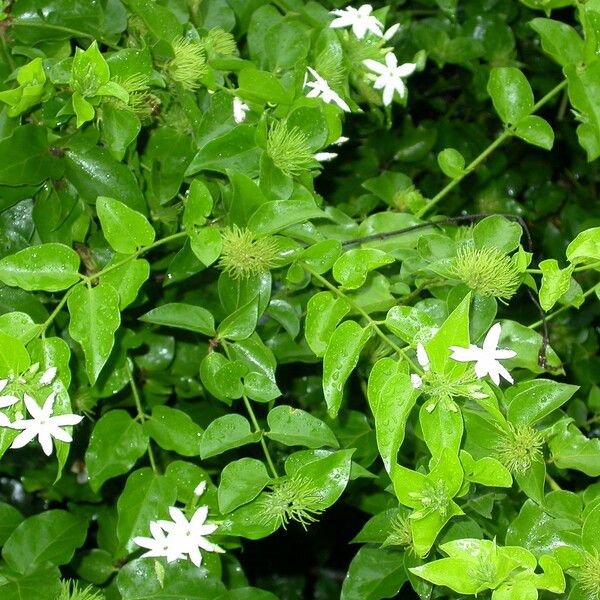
[143,405,203,457]
[100,258,150,310]
[514,115,555,149]
[101,104,141,161]
[0,125,62,186]
[472,217,523,254]
[117,558,226,599]
[184,179,213,230]
[548,420,600,476]
[140,303,215,336]
[218,296,259,340]
[72,91,95,127]
[530,18,584,67]
[189,227,223,266]
[218,457,271,513]
[506,379,578,426]
[566,227,600,265]
[125,0,182,42]
[2,510,87,574]
[68,282,121,385]
[0,567,61,600]
[266,405,339,448]
[200,414,261,459]
[116,468,177,555]
[538,259,574,311]
[420,402,464,459]
[323,320,371,418]
[86,410,149,492]
[305,291,350,357]
[0,503,23,545]
[0,243,80,292]
[341,546,407,600]
[437,148,465,178]
[384,305,438,345]
[65,146,146,213]
[96,196,155,254]
[565,60,600,161]
[582,503,600,554]
[247,196,326,235]
[238,68,291,105]
[487,67,534,125]
[332,248,395,290]
[367,358,417,473]
[186,125,261,178]
[0,330,30,378]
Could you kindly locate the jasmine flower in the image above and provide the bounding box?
[304,67,350,112]
[329,4,384,39]
[363,52,416,106]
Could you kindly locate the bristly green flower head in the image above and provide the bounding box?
[168,37,207,91]
[267,120,319,177]
[58,581,103,600]
[450,245,521,301]
[260,475,324,530]
[218,226,279,280]
[495,423,544,475]
[203,28,238,57]
[577,551,600,600]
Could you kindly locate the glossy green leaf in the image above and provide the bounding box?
[218,296,259,340]
[305,291,350,357]
[144,405,203,457]
[530,18,584,66]
[85,410,149,492]
[218,457,271,513]
[487,67,534,125]
[100,258,150,310]
[323,320,371,418]
[200,414,261,459]
[266,405,338,448]
[0,243,80,292]
[538,259,573,311]
[68,282,121,384]
[437,148,465,178]
[96,196,155,254]
[332,248,395,290]
[514,115,555,150]
[140,302,215,336]
[2,510,87,574]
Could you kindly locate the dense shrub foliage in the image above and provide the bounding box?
[2,0,600,598]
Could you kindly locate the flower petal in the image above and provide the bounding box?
[483,323,502,353]
[449,346,477,362]
[38,430,54,456]
[10,427,38,449]
[23,393,42,418]
[47,424,73,443]
[0,395,19,409]
[0,380,8,393]
[396,62,417,78]
[39,367,57,385]
[363,59,386,74]
[50,413,84,427]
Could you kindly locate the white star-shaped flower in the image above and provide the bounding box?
[329,4,384,39]
[158,506,224,567]
[363,52,416,106]
[314,152,338,162]
[133,521,186,563]
[233,97,249,124]
[9,392,83,456]
[449,323,516,386]
[304,67,350,112]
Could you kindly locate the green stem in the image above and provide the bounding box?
[545,473,562,492]
[221,342,279,478]
[126,358,158,475]
[416,79,568,219]
[305,266,420,371]
[529,283,600,329]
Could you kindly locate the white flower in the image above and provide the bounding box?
[333,136,349,145]
[39,367,57,386]
[416,342,430,372]
[158,506,224,567]
[314,152,338,162]
[133,521,186,563]
[329,4,384,39]
[194,481,207,496]
[233,97,249,124]
[0,394,19,409]
[304,67,350,112]
[411,374,423,389]
[449,323,516,386]
[363,52,416,106]
[383,23,401,41]
[9,392,83,456]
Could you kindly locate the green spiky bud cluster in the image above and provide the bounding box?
[495,423,544,475]
[218,226,279,280]
[168,37,207,91]
[450,245,521,301]
[267,121,318,178]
